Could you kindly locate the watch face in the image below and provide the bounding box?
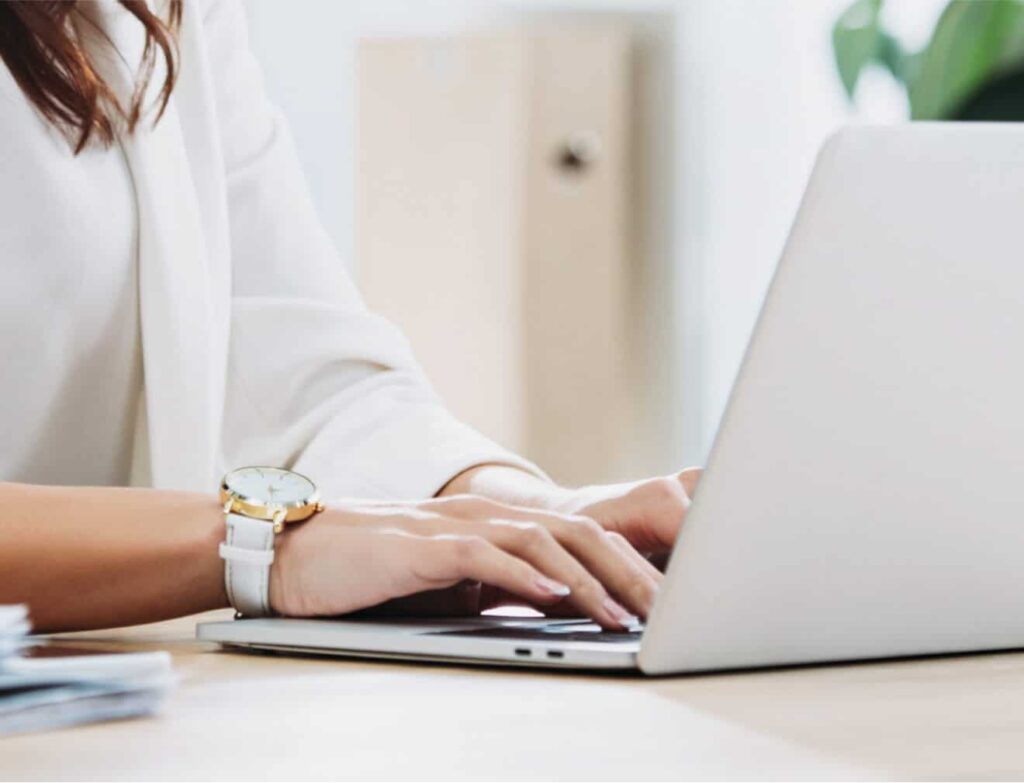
[224,467,316,507]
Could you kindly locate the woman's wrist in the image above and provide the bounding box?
[176,492,232,615]
[268,518,313,617]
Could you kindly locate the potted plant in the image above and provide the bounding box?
[833,0,1024,119]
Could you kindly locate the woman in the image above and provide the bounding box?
[0,0,700,633]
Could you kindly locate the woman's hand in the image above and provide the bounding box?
[269,495,662,630]
[551,468,703,555]
[442,466,703,558]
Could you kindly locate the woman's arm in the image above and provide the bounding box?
[0,483,226,633]
[1,481,660,635]
[195,0,545,501]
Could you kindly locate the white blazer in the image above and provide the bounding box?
[25,0,536,496]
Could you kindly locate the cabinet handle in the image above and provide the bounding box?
[555,131,602,174]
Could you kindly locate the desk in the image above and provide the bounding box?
[2,611,1024,780]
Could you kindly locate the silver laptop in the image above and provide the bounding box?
[199,123,1024,674]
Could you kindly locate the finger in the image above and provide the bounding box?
[608,531,663,584]
[677,467,702,498]
[548,516,659,620]
[419,534,575,610]
[401,511,634,628]
[440,502,656,622]
[481,520,637,630]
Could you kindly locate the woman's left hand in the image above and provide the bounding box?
[548,468,702,555]
[444,465,703,557]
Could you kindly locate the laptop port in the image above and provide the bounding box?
[514,648,531,657]
[547,650,565,659]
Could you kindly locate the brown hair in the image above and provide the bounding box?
[0,1,183,153]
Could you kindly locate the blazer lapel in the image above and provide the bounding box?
[123,102,222,491]
[81,1,224,491]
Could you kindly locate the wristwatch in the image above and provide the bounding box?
[218,466,323,617]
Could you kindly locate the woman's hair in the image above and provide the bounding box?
[0,0,182,153]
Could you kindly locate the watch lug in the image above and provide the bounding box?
[271,507,287,534]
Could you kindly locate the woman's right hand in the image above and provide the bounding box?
[269,495,663,630]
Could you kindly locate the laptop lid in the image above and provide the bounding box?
[640,124,1024,674]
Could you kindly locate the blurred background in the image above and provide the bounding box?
[244,0,1022,486]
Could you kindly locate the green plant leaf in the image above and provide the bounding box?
[832,0,886,100]
[954,67,1024,119]
[909,0,1024,119]
[877,30,912,84]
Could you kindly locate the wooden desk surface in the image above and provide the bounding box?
[3,611,1024,781]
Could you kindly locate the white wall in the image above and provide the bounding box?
[671,1,853,460]
[245,0,943,468]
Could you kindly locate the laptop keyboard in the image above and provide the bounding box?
[431,622,643,645]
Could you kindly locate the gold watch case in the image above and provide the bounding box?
[220,467,324,534]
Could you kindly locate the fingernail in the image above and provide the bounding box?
[603,596,638,627]
[536,577,571,597]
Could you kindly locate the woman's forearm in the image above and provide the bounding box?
[0,482,227,633]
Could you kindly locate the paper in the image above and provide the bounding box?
[0,605,174,736]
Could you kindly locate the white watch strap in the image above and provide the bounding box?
[220,512,276,617]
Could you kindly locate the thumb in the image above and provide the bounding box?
[677,467,702,498]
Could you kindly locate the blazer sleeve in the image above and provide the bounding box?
[201,0,543,498]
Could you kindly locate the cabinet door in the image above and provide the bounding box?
[522,29,633,485]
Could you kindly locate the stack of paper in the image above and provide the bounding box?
[0,605,174,736]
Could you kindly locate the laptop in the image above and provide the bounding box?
[199,123,1024,674]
